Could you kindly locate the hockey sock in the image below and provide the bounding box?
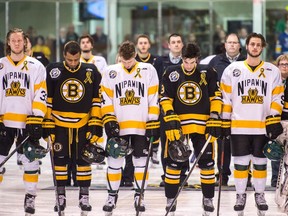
[107,156,124,191]
[234,155,251,194]
[200,167,215,198]
[252,156,267,193]
[76,165,92,186]
[164,166,181,198]
[133,156,148,191]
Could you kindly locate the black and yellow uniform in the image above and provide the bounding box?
[46,61,102,187]
[160,63,222,199]
[135,53,158,65]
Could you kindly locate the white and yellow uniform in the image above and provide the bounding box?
[0,55,47,128]
[101,62,159,136]
[221,60,284,135]
[81,55,107,74]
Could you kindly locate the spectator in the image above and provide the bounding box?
[238,27,248,56]
[0,40,4,57]
[66,24,79,42]
[91,26,110,60]
[32,35,51,60]
[276,20,288,57]
[209,33,246,186]
[59,27,67,61]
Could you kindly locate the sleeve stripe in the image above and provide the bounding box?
[32,101,47,115]
[220,83,231,93]
[272,85,284,95]
[34,81,46,92]
[148,106,160,115]
[102,86,114,98]
[101,105,115,116]
[271,101,283,114]
[148,85,159,96]
[222,104,232,113]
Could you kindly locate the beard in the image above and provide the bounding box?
[82,50,90,53]
[247,49,262,58]
[11,48,24,55]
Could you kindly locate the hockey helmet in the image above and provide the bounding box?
[263,140,284,161]
[106,137,133,159]
[168,139,192,163]
[81,143,106,164]
[23,140,48,162]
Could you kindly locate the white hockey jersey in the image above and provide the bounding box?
[0,55,47,128]
[81,55,107,74]
[101,62,159,136]
[221,60,284,135]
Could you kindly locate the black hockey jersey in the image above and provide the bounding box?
[160,64,222,135]
[46,62,102,128]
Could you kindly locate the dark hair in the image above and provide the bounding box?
[246,32,267,48]
[225,33,240,43]
[5,28,25,55]
[168,33,183,44]
[182,43,201,59]
[135,34,151,45]
[79,34,94,47]
[118,41,136,60]
[63,41,81,55]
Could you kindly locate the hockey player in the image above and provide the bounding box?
[220,33,284,215]
[79,34,107,74]
[160,43,222,215]
[44,41,102,215]
[0,28,47,215]
[101,41,159,215]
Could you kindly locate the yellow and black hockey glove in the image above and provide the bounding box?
[0,117,6,138]
[163,111,182,142]
[103,114,120,138]
[42,119,55,143]
[26,115,43,140]
[205,112,222,142]
[221,119,231,138]
[266,115,283,139]
[86,117,103,143]
[145,120,160,141]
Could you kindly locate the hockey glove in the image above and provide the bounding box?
[163,111,182,142]
[0,119,7,138]
[145,120,160,141]
[221,119,231,138]
[86,117,103,143]
[205,112,222,142]
[26,115,43,140]
[103,114,120,138]
[42,119,55,143]
[266,115,283,139]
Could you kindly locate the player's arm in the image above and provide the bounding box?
[207,67,222,115]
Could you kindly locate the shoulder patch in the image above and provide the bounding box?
[50,68,61,78]
[169,71,180,82]
[109,70,117,79]
[233,69,241,77]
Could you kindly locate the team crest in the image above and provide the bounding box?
[119,89,140,106]
[5,81,26,97]
[169,71,180,82]
[233,69,241,77]
[53,142,63,152]
[241,88,263,104]
[109,70,117,79]
[177,81,202,105]
[50,68,61,79]
[61,78,85,103]
[0,63,3,70]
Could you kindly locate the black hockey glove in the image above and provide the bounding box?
[86,117,103,143]
[0,119,7,138]
[145,120,160,141]
[26,115,43,140]
[163,111,182,142]
[42,119,55,143]
[103,114,120,138]
[205,112,222,142]
[221,119,231,138]
[266,115,283,139]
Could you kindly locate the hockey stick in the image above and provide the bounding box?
[216,136,226,216]
[136,136,154,216]
[0,135,30,168]
[165,135,212,216]
[48,136,62,216]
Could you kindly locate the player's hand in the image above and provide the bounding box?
[163,111,182,142]
[103,114,120,138]
[86,117,103,143]
[26,115,43,140]
[42,119,55,143]
[205,112,222,142]
[221,119,231,138]
[266,115,283,139]
[145,120,160,141]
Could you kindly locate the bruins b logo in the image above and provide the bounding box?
[61,78,85,103]
[177,81,202,105]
